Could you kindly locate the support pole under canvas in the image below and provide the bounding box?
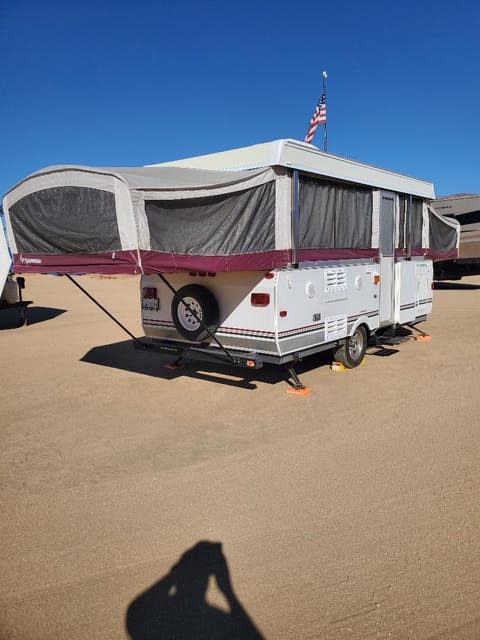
[65,274,147,349]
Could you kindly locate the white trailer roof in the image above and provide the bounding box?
[150,139,435,199]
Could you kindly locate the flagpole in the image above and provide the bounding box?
[304,71,328,147]
[322,70,328,152]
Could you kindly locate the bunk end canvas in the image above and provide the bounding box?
[2,164,291,275]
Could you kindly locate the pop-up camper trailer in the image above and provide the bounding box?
[2,140,459,382]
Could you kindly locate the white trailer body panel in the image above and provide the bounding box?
[394,259,433,325]
[273,261,380,356]
[141,257,432,362]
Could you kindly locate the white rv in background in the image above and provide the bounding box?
[432,194,480,279]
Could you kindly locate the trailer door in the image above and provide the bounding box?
[379,192,395,325]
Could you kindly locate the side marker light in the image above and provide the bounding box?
[142,287,157,298]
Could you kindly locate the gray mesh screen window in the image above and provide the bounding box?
[298,177,372,249]
[145,182,275,256]
[10,186,119,253]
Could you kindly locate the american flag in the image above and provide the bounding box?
[304,89,327,144]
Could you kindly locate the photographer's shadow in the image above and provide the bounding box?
[126,541,264,640]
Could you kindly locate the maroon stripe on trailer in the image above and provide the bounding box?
[395,248,459,260]
[298,248,378,262]
[424,248,459,260]
[13,251,140,274]
[278,322,324,337]
[219,326,275,336]
[348,310,379,321]
[12,249,292,275]
[139,250,291,274]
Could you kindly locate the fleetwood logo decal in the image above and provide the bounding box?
[20,257,42,264]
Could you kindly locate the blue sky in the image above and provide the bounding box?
[1,0,479,198]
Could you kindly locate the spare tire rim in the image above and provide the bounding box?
[178,297,202,331]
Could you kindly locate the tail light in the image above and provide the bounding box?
[143,287,157,298]
[251,292,270,307]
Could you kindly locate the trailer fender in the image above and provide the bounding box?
[350,315,375,337]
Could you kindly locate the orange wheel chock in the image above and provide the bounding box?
[415,335,432,342]
[286,386,312,396]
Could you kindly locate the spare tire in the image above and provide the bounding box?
[171,284,219,342]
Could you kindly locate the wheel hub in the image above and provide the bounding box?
[178,297,202,331]
[348,333,363,358]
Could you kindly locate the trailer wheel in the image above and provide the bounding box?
[333,325,367,369]
[171,284,219,342]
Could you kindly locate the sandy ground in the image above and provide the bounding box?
[1,273,479,640]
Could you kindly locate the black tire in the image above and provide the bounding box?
[333,325,367,369]
[171,284,219,342]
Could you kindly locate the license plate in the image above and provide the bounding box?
[142,297,159,312]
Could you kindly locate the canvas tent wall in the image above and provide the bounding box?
[3,165,286,274]
[153,139,459,261]
[2,139,459,275]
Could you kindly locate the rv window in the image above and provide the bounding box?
[398,195,424,250]
[145,181,275,256]
[410,198,424,249]
[9,187,119,254]
[298,177,372,249]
